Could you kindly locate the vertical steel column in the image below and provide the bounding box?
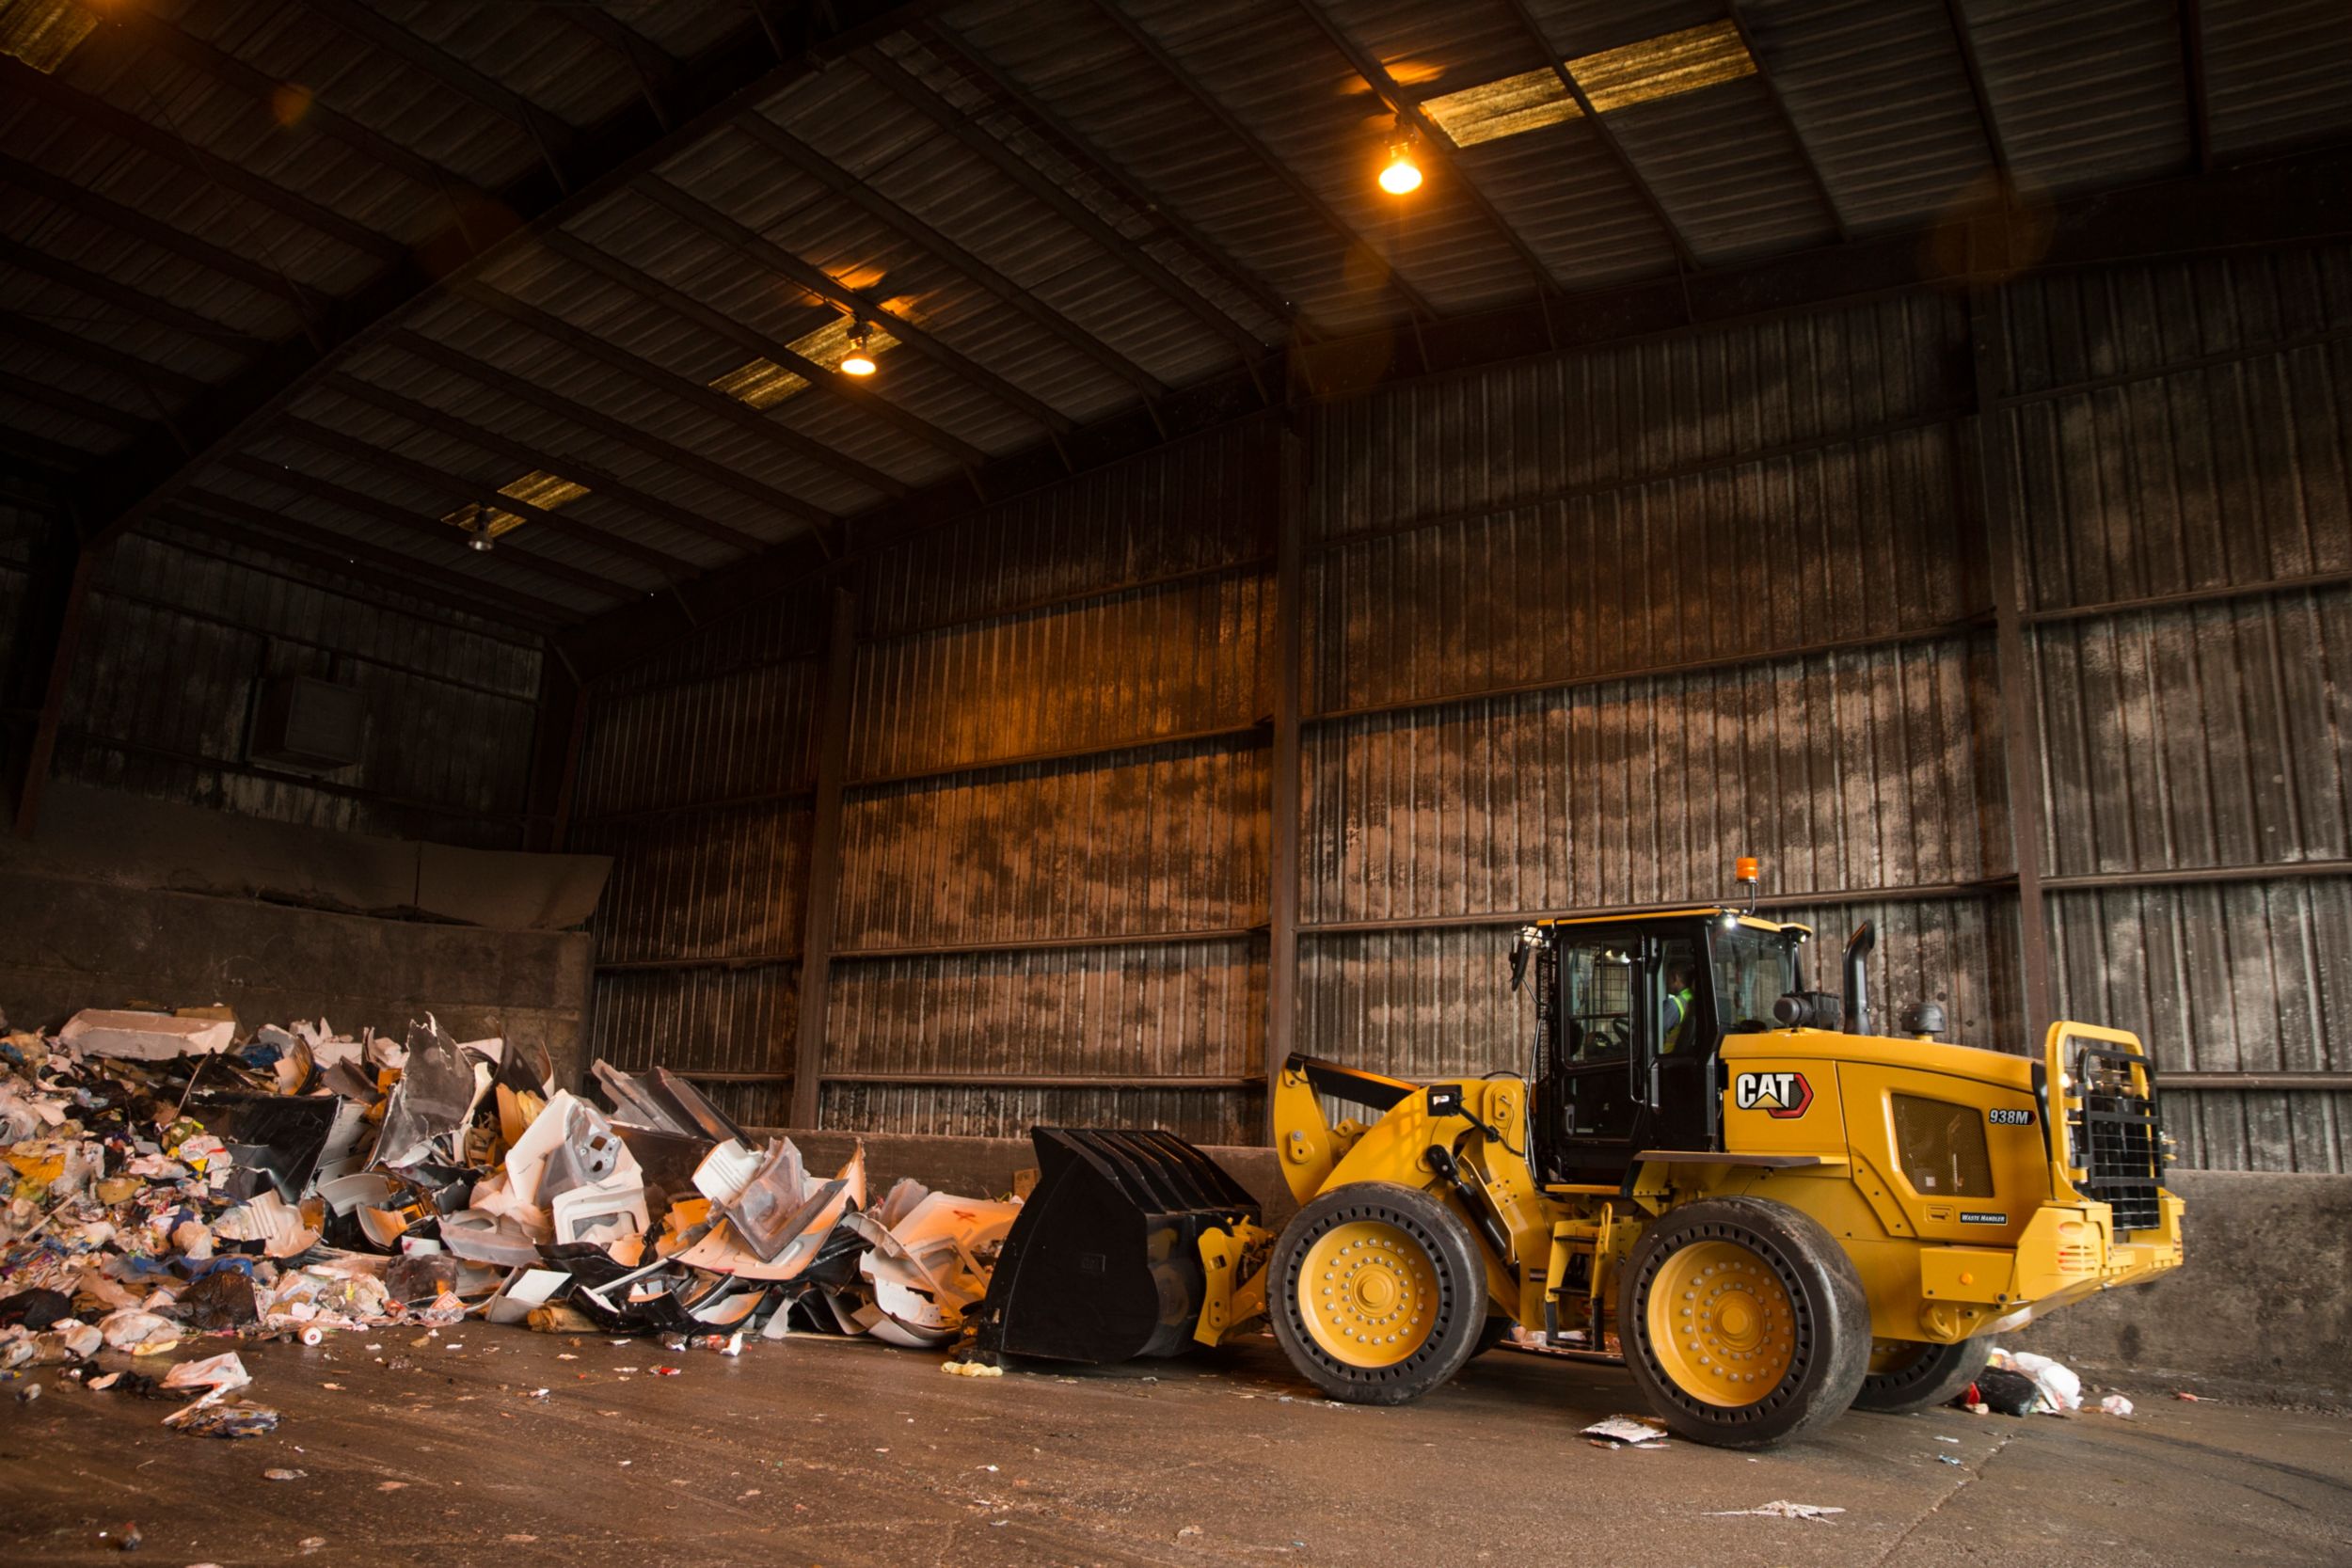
[790,581,859,1130]
[522,647,587,853]
[12,531,97,840]
[1968,286,2056,1041]
[1266,429,1306,1141]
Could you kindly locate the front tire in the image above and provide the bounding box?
[1269,1181,1487,1406]
[1852,1337,1991,1413]
[1619,1196,1871,1448]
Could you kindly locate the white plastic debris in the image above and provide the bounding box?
[1988,1347,2083,1413]
[57,1008,234,1061]
[1580,1415,1671,1447]
[2098,1393,2135,1417]
[1708,1501,1847,1521]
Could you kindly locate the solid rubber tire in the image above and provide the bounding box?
[1619,1196,1872,1448]
[1269,1181,1487,1406]
[1852,1336,1993,1414]
[1469,1315,1514,1359]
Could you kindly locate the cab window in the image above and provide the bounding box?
[1710,924,1800,1033]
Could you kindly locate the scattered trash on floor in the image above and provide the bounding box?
[1707,1501,1847,1521]
[2174,1390,2201,1402]
[1580,1414,1670,1448]
[1987,1348,2084,1413]
[1,1005,1028,1437]
[2098,1394,2135,1417]
[1936,1454,1963,1465]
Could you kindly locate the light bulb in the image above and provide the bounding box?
[841,322,877,377]
[1379,147,1422,195]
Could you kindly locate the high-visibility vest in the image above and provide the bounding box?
[1661,987,1694,1053]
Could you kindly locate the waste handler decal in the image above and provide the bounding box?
[1734,1070,1813,1118]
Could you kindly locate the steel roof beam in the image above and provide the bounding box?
[1942,0,2013,185]
[0,236,264,349]
[720,116,1165,405]
[537,231,988,468]
[860,45,1277,375]
[0,310,210,402]
[216,454,637,602]
[104,3,482,199]
[0,55,405,264]
[1288,0,1560,295]
[272,415,696,578]
[296,0,579,191]
[1078,0,1440,324]
[0,372,147,435]
[448,278,893,513]
[2180,0,2212,175]
[0,152,315,310]
[1496,0,1700,273]
[322,372,765,553]
[1723,0,1849,243]
[632,172,1076,439]
[567,9,679,131]
[919,19,1309,343]
[170,499,572,628]
[379,330,818,540]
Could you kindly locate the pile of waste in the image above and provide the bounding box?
[1,1006,1020,1422]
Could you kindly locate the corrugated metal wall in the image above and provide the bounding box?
[578,240,2352,1171]
[2003,244,2352,1171]
[23,515,543,851]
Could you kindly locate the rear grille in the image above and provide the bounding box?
[2068,1043,2164,1234]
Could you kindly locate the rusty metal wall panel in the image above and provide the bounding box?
[2034,591,2351,878]
[818,1083,1258,1146]
[1311,293,1964,546]
[1308,425,1967,714]
[1771,895,2021,1048]
[847,570,1271,781]
[864,422,1275,638]
[2050,879,2350,1174]
[570,800,810,967]
[826,942,1263,1079]
[587,964,796,1128]
[573,656,821,818]
[51,528,538,848]
[837,738,1266,949]
[1304,637,1996,924]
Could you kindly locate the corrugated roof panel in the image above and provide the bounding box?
[1737,0,1998,233]
[297,383,738,572]
[0,259,252,387]
[0,87,375,299]
[362,0,644,131]
[601,0,746,61]
[2201,0,2352,159]
[1118,0,1539,312]
[414,267,872,525]
[1325,0,1679,282]
[1519,0,1727,58]
[341,337,800,549]
[946,0,1399,336]
[192,464,616,617]
[655,113,1139,429]
[6,184,307,341]
[1600,79,1838,261]
[191,0,540,191]
[776,57,1251,402]
[1962,0,2192,198]
[237,424,666,595]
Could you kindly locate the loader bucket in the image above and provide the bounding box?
[971,1127,1260,1365]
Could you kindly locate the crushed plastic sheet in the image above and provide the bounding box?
[1580,1414,1670,1448]
[1708,1501,1848,1521]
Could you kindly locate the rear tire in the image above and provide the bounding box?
[1469,1315,1514,1359]
[1269,1181,1487,1406]
[1619,1196,1870,1448]
[1852,1337,1992,1413]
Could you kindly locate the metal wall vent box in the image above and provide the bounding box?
[250,676,365,770]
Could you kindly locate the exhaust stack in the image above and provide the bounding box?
[1842,922,1876,1036]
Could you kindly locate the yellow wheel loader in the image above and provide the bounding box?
[969,867,2185,1447]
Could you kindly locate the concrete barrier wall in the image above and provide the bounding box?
[769,1130,2352,1406]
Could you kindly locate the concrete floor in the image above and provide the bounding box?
[6,1328,2349,1568]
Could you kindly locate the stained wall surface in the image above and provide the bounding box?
[577,240,2352,1170]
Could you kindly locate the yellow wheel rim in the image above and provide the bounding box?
[1645,1239,1796,1407]
[1869,1338,1930,1376]
[1297,1219,1438,1369]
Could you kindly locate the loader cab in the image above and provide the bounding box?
[1529,912,1806,1185]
